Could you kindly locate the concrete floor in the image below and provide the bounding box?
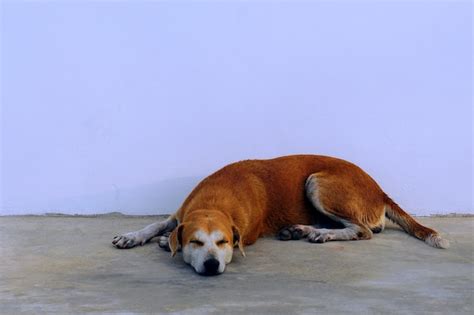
[0,215,472,314]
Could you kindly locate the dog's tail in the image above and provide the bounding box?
[384,195,449,249]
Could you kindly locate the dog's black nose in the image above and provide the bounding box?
[203,258,220,275]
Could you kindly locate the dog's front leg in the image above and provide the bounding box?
[112,216,177,249]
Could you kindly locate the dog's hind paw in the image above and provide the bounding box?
[307,231,333,243]
[277,227,292,240]
[277,225,306,241]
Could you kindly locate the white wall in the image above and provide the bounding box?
[1,1,472,215]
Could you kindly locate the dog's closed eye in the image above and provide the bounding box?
[190,240,204,246]
[216,239,228,246]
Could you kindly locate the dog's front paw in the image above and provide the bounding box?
[277,225,306,241]
[157,232,171,252]
[112,232,145,249]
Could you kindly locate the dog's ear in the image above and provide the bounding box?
[232,225,246,257]
[169,224,185,257]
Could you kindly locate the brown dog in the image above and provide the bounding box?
[112,155,449,275]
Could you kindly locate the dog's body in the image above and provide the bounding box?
[113,155,449,275]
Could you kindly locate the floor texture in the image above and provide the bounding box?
[0,215,472,314]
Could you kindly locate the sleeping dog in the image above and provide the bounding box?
[112,155,449,275]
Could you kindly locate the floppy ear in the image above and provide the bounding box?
[169,224,184,257]
[232,225,246,257]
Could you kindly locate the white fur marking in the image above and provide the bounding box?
[425,234,450,249]
[182,229,233,274]
[305,175,325,213]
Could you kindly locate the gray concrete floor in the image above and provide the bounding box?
[0,215,472,314]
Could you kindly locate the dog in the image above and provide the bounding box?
[112,155,449,276]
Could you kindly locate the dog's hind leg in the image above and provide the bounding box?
[278,221,371,243]
[282,221,373,243]
[280,172,385,243]
[112,215,178,249]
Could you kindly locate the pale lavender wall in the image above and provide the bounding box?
[1,1,472,215]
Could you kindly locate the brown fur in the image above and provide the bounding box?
[172,154,448,249]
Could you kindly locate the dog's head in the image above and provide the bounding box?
[168,210,245,276]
